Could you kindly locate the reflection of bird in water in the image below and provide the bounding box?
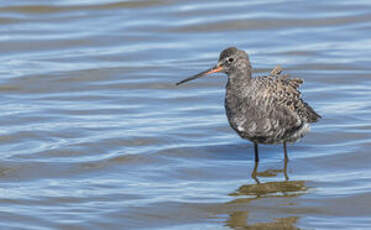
[177,47,321,162]
[226,212,300,230]
[232,161,307,197]
[226,161,306,230]
[252,160,289,184]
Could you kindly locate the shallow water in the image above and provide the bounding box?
[1,0,371,229]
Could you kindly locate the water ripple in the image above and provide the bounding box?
[1,0,371,229]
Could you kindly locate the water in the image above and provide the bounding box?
[1,0,371,229]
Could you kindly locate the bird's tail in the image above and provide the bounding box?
[303,102,321,123]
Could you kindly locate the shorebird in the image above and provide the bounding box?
[176,47,320,162]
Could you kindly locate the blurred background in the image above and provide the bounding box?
[1,0,371,229]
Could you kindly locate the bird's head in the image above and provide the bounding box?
[176,47,251,86]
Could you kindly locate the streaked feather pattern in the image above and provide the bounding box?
[225,65,320,144]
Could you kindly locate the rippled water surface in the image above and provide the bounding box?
[1,0,371,229]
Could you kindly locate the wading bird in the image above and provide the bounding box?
[176,47,320,162]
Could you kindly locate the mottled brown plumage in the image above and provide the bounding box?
[176,47,321,162]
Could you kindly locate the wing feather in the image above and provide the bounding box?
[245,67,320,142]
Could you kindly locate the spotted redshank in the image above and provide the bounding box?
[176,47,321,162]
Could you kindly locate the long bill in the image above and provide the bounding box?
[176,65,223,86]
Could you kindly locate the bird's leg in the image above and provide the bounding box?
[254,142,259,162]
[283,142,289,162]
[251,160,260,184]
[283,157,289,181]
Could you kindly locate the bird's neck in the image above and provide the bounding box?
[227,68,252,93]
[225,70,252,132]
[228,58,252,83]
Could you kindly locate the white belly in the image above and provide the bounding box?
[286,122,311,143]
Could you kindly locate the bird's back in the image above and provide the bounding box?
[225,66,320,144]
[260,66,320,122]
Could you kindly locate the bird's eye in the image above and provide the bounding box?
[228,57,234,63]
